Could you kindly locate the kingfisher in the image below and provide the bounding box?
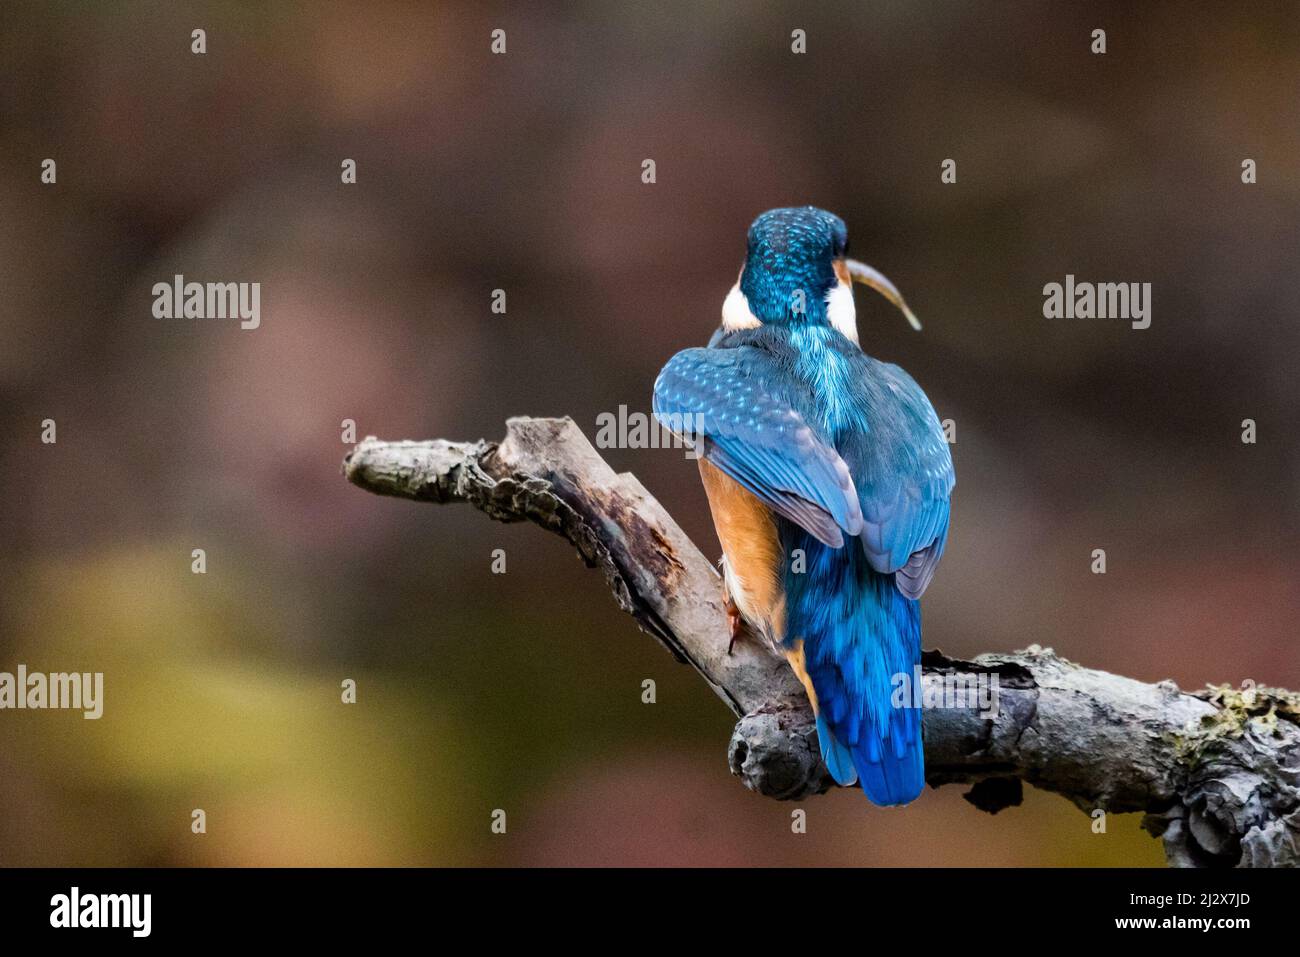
[652,207,953,806]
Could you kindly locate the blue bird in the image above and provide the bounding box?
[653,207,953,806]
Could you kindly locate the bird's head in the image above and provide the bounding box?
[721,206,921,343]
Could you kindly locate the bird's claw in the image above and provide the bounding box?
[726,595,745,655]
[719,555,748,654]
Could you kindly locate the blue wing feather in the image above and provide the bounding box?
[653,347,864,547]
[840,358,954,595]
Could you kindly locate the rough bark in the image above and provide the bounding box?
[343,416,1300,868]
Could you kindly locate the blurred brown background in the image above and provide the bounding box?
[1,1,1297,866]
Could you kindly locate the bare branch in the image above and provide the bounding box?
[344,416,1300,867]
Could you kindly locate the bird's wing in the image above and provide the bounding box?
[653,347,864,548]
[847,359,954,598]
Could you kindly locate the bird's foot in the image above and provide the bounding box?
[717,554,750,654]
[726,595,746,655]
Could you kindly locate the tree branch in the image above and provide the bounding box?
[343,416,1300,868]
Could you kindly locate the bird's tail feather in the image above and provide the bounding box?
[852,702,924,806]
[814,703,922,805]
[788,532,925,807]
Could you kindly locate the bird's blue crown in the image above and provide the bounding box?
[739,206,848,325]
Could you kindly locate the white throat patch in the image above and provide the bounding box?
[721,282,761,331]
[825,279,859,343]
[722,277,859,342]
